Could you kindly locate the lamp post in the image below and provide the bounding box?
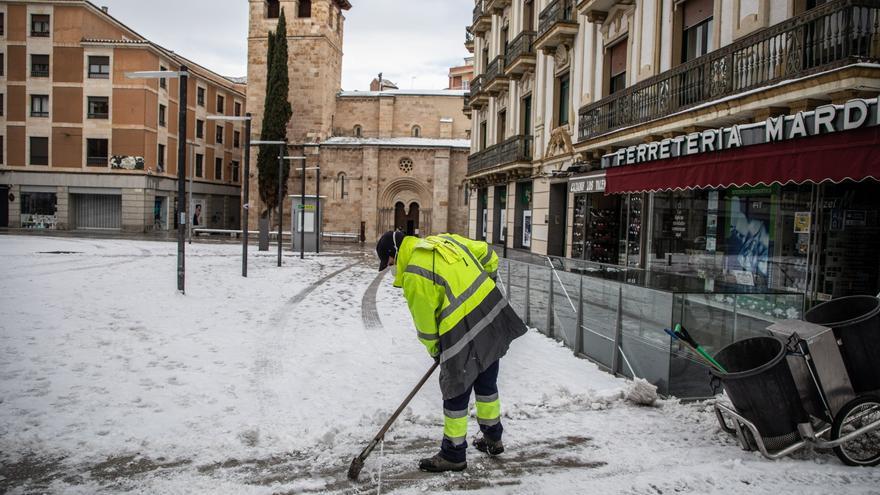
[208,114,252,277]
[127,65,189,293]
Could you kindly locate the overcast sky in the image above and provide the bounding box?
[97,0,473,90]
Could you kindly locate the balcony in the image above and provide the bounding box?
[484,56,509,94]
[472,1,492,34]
[467,135,534,177]
[468,75,489,108]
[578,0,880,142]
[485,0,512,14]
[465,28,475,53]
[535,0,579,52]
[505,31,537,77]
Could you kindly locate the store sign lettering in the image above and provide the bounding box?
[603,96,879,169]
[570,177,606,193]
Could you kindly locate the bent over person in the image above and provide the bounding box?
[376,231,527,472]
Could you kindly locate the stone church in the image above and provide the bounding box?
[246,0,470,241]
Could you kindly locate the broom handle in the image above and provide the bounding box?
[356,361,440,460]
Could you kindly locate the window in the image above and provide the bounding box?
[87,96,109,119]
[158,144,166,172]
[1,93,4,117]
[1,13,5,36]
[215,158,223,180]
[30,137,49,165]
[31,14,50,37]
[354,125,362,137]
[497,110,506,143]
[233,130,241,148]
[159,104,166,127]
[412,125,421,138]
[523,0,534,31]
[216,125,224,144]
[556,72,570,126]
[234,101,242,116]
[88,56,110,79]
[196,119,204,139]
[231,160,240,182]
[298,0,312,18]
[1,53,4,77]
[86,138,109,166]
[682,0,713,64]
[1,136,4,165]
[337,172,348,200]
[195,154,204,177]
[159,66,167,89]
[31,54,49,78]
[31,95,49,117]
[197,87,205,106]
[216,95,225,113]
[21,192,56,215]
[479,121,487,151]
[267,0,280,18]
[399,157,414,173]
[608,39,627,95]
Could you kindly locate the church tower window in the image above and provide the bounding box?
[267,0,280,19]
[354,125,363,138]
[411,125,421,138]
[298,0,312,18]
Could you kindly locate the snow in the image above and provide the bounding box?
[1,235,878,494]
[323,137,471,149]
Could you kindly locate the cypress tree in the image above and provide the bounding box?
[257,8,292,216]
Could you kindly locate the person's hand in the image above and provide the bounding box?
[432,354,440,365]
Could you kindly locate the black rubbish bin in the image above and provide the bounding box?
[805,295,880,394]
[712,336,808,446]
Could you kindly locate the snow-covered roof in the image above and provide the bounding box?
[322,137,471,148]
[338,89,468,98]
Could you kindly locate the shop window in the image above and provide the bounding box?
[215,157,223,180]
[197,87,206,106]
[412,125,421,138]
[30,137,49,165]
[556,72,570,127]
[217,95,225,113]
[195,154,204,178]
[86,138,109,166]
[493,185,507,245]
[31,95,49,118]
[231,161,240,182]
[21,192,56,216]
[159,65,167,89]
[216,125,224,144]
[159,104,166,127]
[31,54,49,78]
[298,0,312,18]
[267,0,280,19]
[31,14,50,37]
[88,96,109,119]
[514,182,533,249]
[196,119,205,139]
[607,38,627,95]
[234,130,241,148]
[158,144,166,172]
[88,56,110,79]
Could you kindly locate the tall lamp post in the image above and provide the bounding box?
[127,65,189,293]
[208,114,252,277]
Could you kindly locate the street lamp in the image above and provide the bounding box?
[127,66,189,293]
[208,114,252,277]
[254,141,288,267]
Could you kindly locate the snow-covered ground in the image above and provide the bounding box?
[0,235,877,494]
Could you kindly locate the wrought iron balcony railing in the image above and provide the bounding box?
[485,56,504,84]
[505,31,537,66]
[467,135,534,175]
[577,0,880,141]
[538,0,576,39]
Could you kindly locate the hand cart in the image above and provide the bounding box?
[713,297,880,467]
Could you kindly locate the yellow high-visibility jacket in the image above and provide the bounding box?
[393,234,526,399]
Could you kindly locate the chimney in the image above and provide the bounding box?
[101,6,109,13]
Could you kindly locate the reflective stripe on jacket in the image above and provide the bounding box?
[393,234,527,399]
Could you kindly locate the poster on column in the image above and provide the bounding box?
[523,210,532,248]
[725,187,775,284]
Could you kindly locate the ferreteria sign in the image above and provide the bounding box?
[601,96,880,169]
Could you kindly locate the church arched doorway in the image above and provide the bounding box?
[394,201,420,235]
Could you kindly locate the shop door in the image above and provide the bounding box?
[0,186,8,228]
[72,194,121,230]
[547,183,568,257]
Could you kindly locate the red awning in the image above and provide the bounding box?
[604,125,880,194]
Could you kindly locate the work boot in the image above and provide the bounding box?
[474,436,504,456]
[418,454,467,473]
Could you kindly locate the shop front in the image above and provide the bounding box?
[596,97,880,302]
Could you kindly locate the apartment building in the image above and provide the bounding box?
[465,0,880,302]
[0,0,247,232]
[449,56,475,90]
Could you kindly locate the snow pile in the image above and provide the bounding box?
[624,377,659,406]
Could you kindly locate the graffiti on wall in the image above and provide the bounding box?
[110,156,145,170]
[21,214,58,229]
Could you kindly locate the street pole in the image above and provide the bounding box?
[242,114,251,277]
[176,65,188,294]
[277,144,284,268]
[315,162,320,254]
[188,142,194,245]
[301,153,306,260]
